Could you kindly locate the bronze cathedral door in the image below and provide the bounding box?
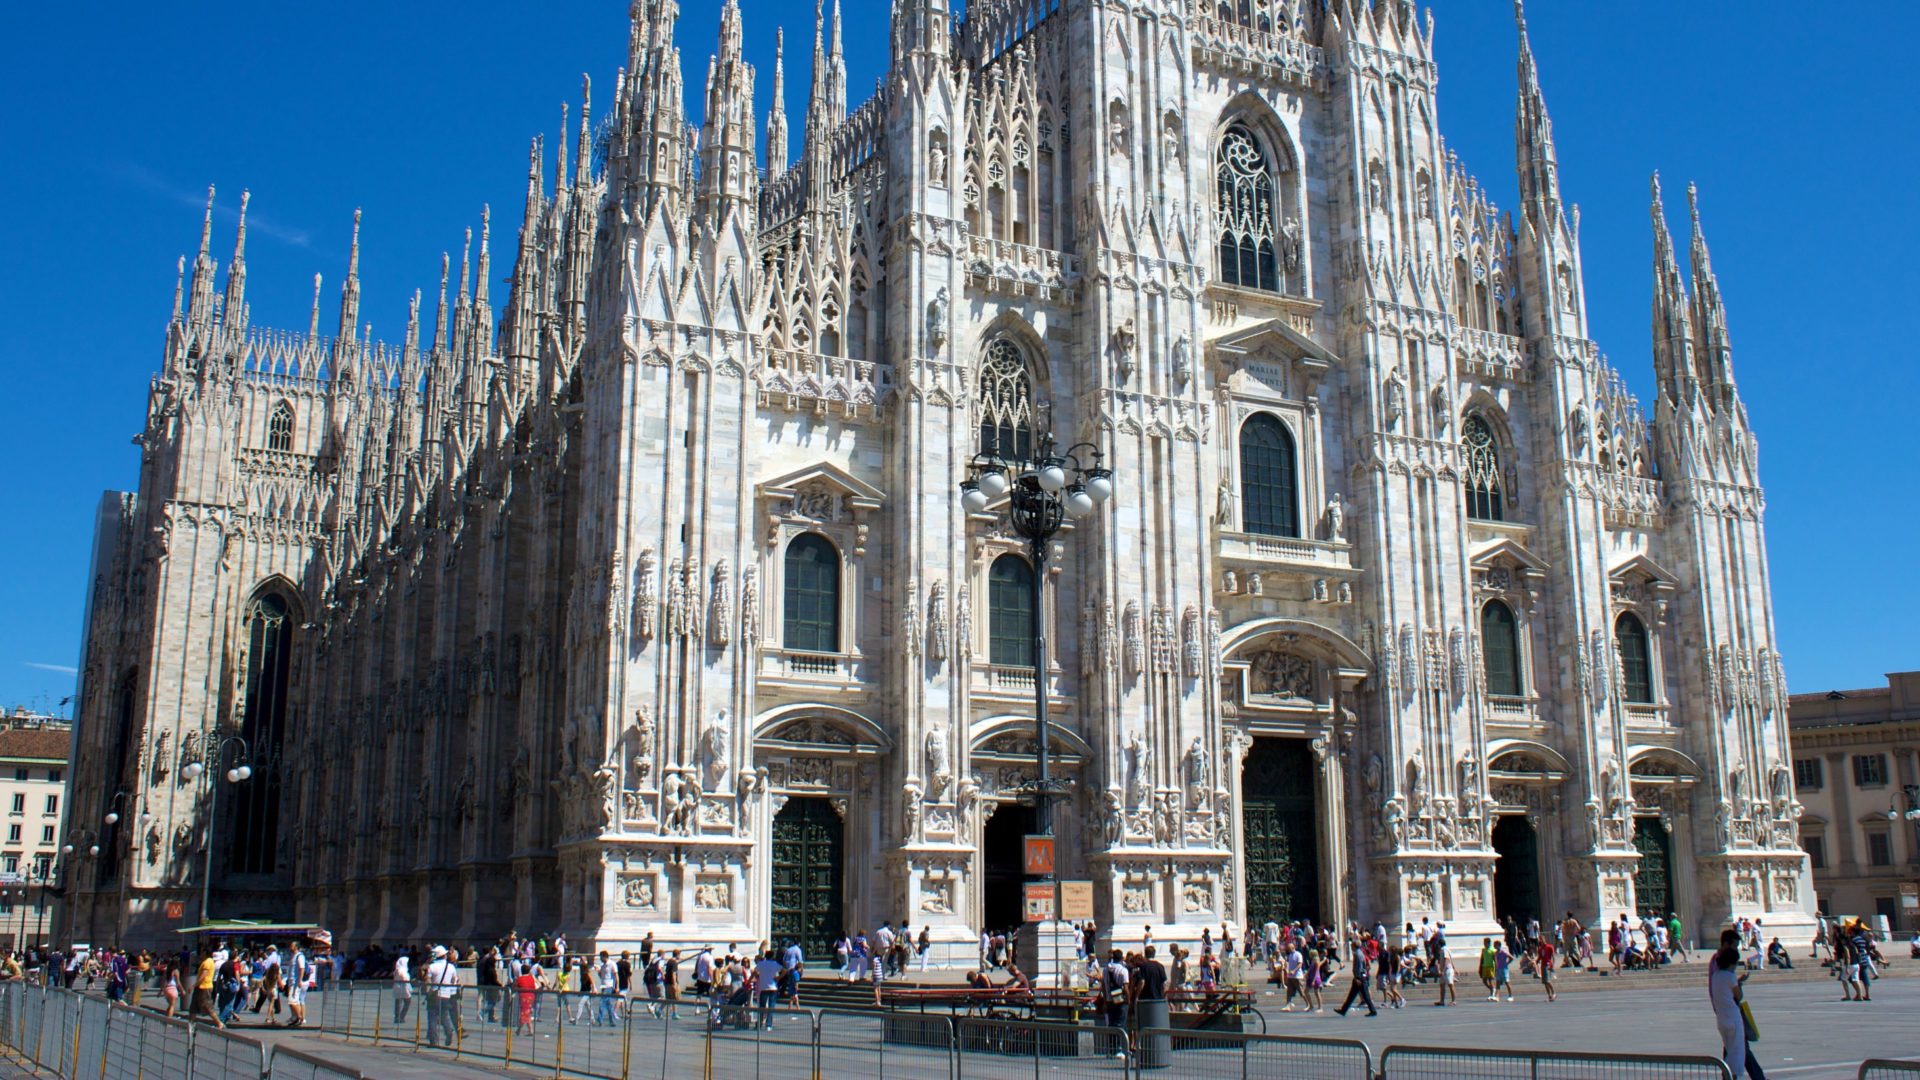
[771,796,844,961]
[1240,739,1321,927]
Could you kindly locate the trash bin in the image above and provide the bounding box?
[1135,997,1172,1069]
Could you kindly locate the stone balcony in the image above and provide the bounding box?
[1215,532,1358,601]
[757,648,868,697]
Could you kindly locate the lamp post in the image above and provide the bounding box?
[182,736,252,925]
[960,432,1113,932]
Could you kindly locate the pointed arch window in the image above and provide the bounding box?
[228,591,295,878]
[978,338,1035,461]
[1481,599,1521,697]
[1616,612,1654,704]
[783,534,841,654]
[1239,413,1299,538]
[267,402,295,452]
[1462,414,1506,521]
[988,555,1036,669]
[1215,126,1279,293]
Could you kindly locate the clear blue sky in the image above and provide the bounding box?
[1,1,1914,715]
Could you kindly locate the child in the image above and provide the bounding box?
[1493,940,1515,1002]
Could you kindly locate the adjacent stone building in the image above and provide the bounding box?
[0,710,73,949]
[65,0,1813,953]
[1789,673,1920,932]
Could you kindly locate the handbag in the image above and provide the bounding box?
[1739,999,1760,1043]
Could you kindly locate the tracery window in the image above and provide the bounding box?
[1481,599,1521,697]
[783,533,841,654]
[1462,414,1506,521]
[228,591,295,877]
[1616,613,1653,704]
[1239,413,1299,538]
[988,555,1036,668]
[267,402,295,452]
[977,338,1035,461]
[1215,126,1280,293]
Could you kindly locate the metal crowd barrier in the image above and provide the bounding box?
[1146,1027,1372,1079]
[1,980,1846,1080]
[0,983,274,1080]
[1862,1062,1920,1080]
[1378,1044,1734,1080]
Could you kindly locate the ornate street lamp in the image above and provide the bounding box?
[959,432,1112,915]
[182,736,252,925]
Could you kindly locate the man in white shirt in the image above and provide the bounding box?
[595,952,620,1026]
[424,946,459,1046]
[1262,919,1281,963]
[391,952,413,1024]
[285,943,312,1029]
[693,946,715,997]
[875,923,896,976]
[753,950,785,1030]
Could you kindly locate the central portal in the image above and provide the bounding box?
[982,802,1039,935]
[770,796,844,962]
[1633,817,1673,918]
[1240,738,1321,928]
[1491,815,1541,926]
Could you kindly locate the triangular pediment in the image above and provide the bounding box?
[1609,552,1678,589]
[1210,318,1340,373]
[759,461,884,511]
[1469,537,1550,575]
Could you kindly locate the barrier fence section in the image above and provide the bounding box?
[264,1043,366,1080]
[1862,1062,1920,1080]
[0,984,270,1080]
[953,1016,1131,1080]
[1144,1027,1372,1080]
[1378,1044,1735,1080]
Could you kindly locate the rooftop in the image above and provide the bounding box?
[0,728,71,763]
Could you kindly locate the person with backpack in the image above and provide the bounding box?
[286,942,314,1029]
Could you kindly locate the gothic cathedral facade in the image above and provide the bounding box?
[66,0,1814,952]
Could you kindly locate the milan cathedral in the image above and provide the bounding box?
[66,0,1814,953]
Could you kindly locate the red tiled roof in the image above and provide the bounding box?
[0,729,70,763]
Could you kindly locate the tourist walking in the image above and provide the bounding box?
[1709,928,1766,1079]
[1493,939,1515,1001]
[1434,949,1456,1006]
[1334,935,1377,1017]
[391,951,413,1024]
[190,950,225,1030]
[425,946,460,1047]
[1536,938,1558,1002]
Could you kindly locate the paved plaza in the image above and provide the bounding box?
[160,974,1918,1080]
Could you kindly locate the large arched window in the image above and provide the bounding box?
[267,402,295,452]
[1616,613,1654,704]
[1481,599,1521,697]
[988,555,1036,668]
[228,591,295,877]
[1216,126,1279,292]
[1462,414,1506,521]
[1239,413,1299,538]
[783,534,841,654]
[977,338,1035,461]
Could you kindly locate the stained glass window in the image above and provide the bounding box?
[1463,415,1506,521]
[1240,414,1299,538]
[978,338,1034,461]
[1216,126,1279,292]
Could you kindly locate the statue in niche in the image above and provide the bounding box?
[1111,318,1137,382]
[926,724,953,802]
[1325,496,1345,542]
[628,707,655,786]
[1172,332,1192,388]
[1383,370,1405,430]
[1429,385,1450,435]
[1184,737,1210,805]
[1281,218,1302,274]
[925,288,949,355]
[928,134,947,188]
[702,711,731,792]
[1216,476,1235,528]
[1124,729,1153,809]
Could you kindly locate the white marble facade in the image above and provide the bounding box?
[65,0,1814,953]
